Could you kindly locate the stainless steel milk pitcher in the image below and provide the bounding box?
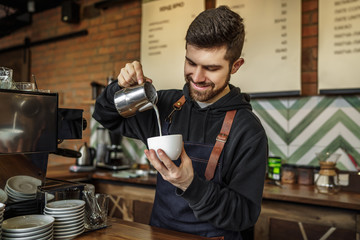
[114,82,157,118]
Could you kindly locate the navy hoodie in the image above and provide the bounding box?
[93,81,268,237]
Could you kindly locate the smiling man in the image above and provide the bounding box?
[93,6,268,240]
[184,44,244,103]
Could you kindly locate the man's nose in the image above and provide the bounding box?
[192,67,205,82]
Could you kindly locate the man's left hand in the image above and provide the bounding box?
[144,147,194,191]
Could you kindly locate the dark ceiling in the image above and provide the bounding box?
[0,0,63,38]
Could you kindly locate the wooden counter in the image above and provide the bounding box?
[46,164,360,239]
[76,218,219,240]
[46,165,360,212]
[92,171,157,186]
[46,164,92,181]
[263,181,360,211]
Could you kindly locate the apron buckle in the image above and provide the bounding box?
[216,133,228,143]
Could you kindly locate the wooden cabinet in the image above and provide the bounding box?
[93,177,155,225]
[255,183,360,240]
[256,199,358,240]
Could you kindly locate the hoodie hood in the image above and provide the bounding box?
[182,83,252,114]
[178,83,253,142]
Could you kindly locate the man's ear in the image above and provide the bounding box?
[231,58,244,74]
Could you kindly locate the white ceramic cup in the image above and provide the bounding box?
[147,134,183,160]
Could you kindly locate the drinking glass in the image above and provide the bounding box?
[83,191,109,230]
[14,82,36,91]
[0,67,14,89]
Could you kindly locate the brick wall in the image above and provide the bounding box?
[301,0,318,95]
[0,0,318,164]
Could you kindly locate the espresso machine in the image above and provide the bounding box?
[0,88,86,219]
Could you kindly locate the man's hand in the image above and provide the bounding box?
[117,60,152,87]
[144,147,194,191]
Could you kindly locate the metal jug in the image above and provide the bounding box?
[114,82,157,118]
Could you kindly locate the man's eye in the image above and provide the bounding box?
[206,67,218,71]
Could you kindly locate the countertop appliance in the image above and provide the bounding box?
[69,142,97,172]
[95,128,130,170]
[0,89,86,219]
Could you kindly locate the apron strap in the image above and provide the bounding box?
[168,95,236,181]
[166,95,186,123]
[173,95,186,109]
[205,110,237,180]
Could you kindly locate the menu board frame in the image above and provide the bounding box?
[216,0,302,98]
[140,0,204,90]
[318,0,360,94]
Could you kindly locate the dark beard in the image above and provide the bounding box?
[185,75,230,102]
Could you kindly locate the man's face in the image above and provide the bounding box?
[184,44,232,103]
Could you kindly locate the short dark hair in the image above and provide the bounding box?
[185,6,245,65]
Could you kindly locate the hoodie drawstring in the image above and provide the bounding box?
[202,108,210,142]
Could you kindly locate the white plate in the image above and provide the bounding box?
[3,232,53,240]
[45,193,55,202]
[6,176,41,195]
[44,209,84,218]
[52,213,84,222]
[0,188,7,203]
[5,185,36,198]
[1,224,52,238]
[40,233,53,240]
[5,191,35,201]
[2,227,53,240]
[53,219,84,227]
[0,202,5,210]
[53,218,84,227]
[44,206,84,215]
[2,215,55,233]
[53,227,84,239]
[54,223,83,233]
[45,200,85,211]
[54,221,83,231]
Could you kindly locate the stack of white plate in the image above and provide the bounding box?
[0,202,5,239]
[0,188,8,204]
[5,175,41,203]
[1,215,54,240]
[44,199,85,240]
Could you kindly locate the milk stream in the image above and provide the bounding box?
[152,103,162,136]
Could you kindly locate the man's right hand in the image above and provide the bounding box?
[117,60,152,87]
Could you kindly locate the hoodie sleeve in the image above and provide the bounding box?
[92,81,122,131]
[92,81,157,143]
[177,122,268,232]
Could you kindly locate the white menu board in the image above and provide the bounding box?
[141,0,204,90]
[216,0,301,96]
[318,0,360,92]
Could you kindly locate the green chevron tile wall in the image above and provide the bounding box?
[252,95,360,171]
[91,95,360,171]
